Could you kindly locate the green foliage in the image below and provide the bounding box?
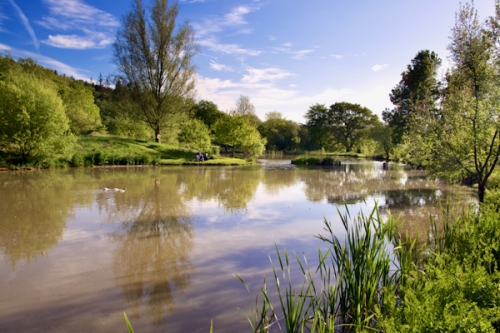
[380,204,500,332]
[213,115,266,157]
[190,100,227,130]
[406,3,500,202]
[259,111,301,151]
[178,118,212,152]
[329,102,378,153]
[292,155,339,166]
[383,50,442,145]
[58,80,102,134]
[113,0,199,143]
[70,152,85,167]
[0,69,74,165]
[292,155,320,165]
[305,104,331,150]
[305,102,377,153]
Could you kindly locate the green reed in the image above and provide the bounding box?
[238,205,412,332]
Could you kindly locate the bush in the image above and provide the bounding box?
[70,152,85,167]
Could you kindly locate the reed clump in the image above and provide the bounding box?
[236,202,500,332]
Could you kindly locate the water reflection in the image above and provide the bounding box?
[182,167,262,212]
[109,175,194,325]
[0,172,81,269]
[0,161,476,333]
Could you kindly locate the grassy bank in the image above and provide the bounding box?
[72,135,249,166]
[0,135,251,169]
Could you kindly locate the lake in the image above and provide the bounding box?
[0,159,475,332]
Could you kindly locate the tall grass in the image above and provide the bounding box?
[237,206,414,332]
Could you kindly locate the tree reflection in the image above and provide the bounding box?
[0,172,77,269]
[380,187,475,241]
[181,167,262,212]
[110,175,194,325]
[299,164,389,203]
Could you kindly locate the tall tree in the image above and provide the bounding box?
[113,0,198,143]
[329,102,378,152]
[305,103,330,150]
[408,2,500,202]
[383,50,441,144]
[232,94,256,116]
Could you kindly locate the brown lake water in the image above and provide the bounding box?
[0,159,475,332]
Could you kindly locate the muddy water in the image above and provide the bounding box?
[0,160,475,332]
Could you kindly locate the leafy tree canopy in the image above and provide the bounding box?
[113,0,199,143]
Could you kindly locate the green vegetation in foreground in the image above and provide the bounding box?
[70,135,249,167]
[235,203,500,332]
[124,199,500,332]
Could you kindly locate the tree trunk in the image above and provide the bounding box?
[478,182,485,203]
[155,128,161,143]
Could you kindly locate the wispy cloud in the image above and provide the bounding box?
[330,54,344,59]
[372,64,389,72]
[8,0,39,52]
[272,42,314,60]
[193,5,261,57]
[0,43,89,79]
[241,67,293,84]
[37,0,118,50]
[209,60,233,72]
[199,38,261,56]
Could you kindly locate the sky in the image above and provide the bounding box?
[0,0,497,124]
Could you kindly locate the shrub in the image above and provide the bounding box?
[70,152,85,167]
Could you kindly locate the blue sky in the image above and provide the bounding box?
[0,0,496,123]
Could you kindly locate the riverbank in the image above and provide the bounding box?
[0,135,250,169]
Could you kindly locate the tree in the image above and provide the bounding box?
[178,118,211,152]
[305,103,330,150]
[0,71,74,164]
[58,80,102,135]
[329,102,378,152]
[407,2,500,202]
[190,100,227,130]
[231,95,261,127]
[213,115,266,157]
[113,0,199,143]
[259,111,301,151]
[233,94,256,116]
[383,50,442,145]
[371,122,393,162]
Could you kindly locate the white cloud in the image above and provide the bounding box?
[39,0,118,30]
[37,0,118,50]
[241,67,293,84]
[224,6,252,25]
[8,0,39,52]
[209,60,233,72]
[372,64,389,72]
[268,35,276,41]
[272,43,315,60]
[194,5,256,38]
[44,33,112,49]
[199,38,261,56]
[195,67,354,123]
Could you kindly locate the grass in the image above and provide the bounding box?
[71,135,250,166]
[234,206,404,333]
